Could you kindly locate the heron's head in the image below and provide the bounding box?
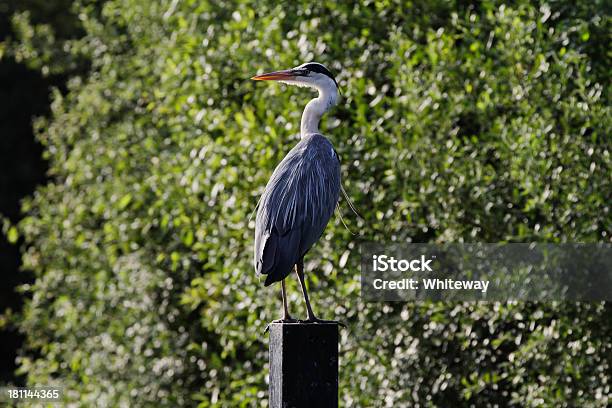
[251,62,339,94]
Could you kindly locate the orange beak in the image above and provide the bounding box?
[251,69,296,81]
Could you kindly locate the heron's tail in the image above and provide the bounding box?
[256,226,302,286]
[264,270,283,286]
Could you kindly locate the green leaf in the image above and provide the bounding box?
[7,226,18,244]
[117,193,132,209]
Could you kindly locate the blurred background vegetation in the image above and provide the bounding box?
[0,0,610,406]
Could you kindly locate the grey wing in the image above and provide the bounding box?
[254,135,341,286]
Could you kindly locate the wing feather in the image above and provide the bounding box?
[254,134,340,285]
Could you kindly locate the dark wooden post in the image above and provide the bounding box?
[269,322,338,408]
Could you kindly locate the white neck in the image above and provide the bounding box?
[300,81,338,137]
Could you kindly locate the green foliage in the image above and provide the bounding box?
[4,0,611,406]
[1,0,85,75]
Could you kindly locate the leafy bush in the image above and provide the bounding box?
[3,0,610,406]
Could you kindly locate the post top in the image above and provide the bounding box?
[268,321,339,325]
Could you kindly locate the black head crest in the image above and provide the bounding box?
[301,63,340,91]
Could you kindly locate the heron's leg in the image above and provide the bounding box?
[295,259,346,327]
[264,280,297,333]
[281,279,292,320]
[295,259,317,320]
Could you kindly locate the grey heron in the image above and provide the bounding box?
[252,62,341,324]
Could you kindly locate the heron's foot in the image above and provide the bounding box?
[263,317,298,334]
[300,317,346,328]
